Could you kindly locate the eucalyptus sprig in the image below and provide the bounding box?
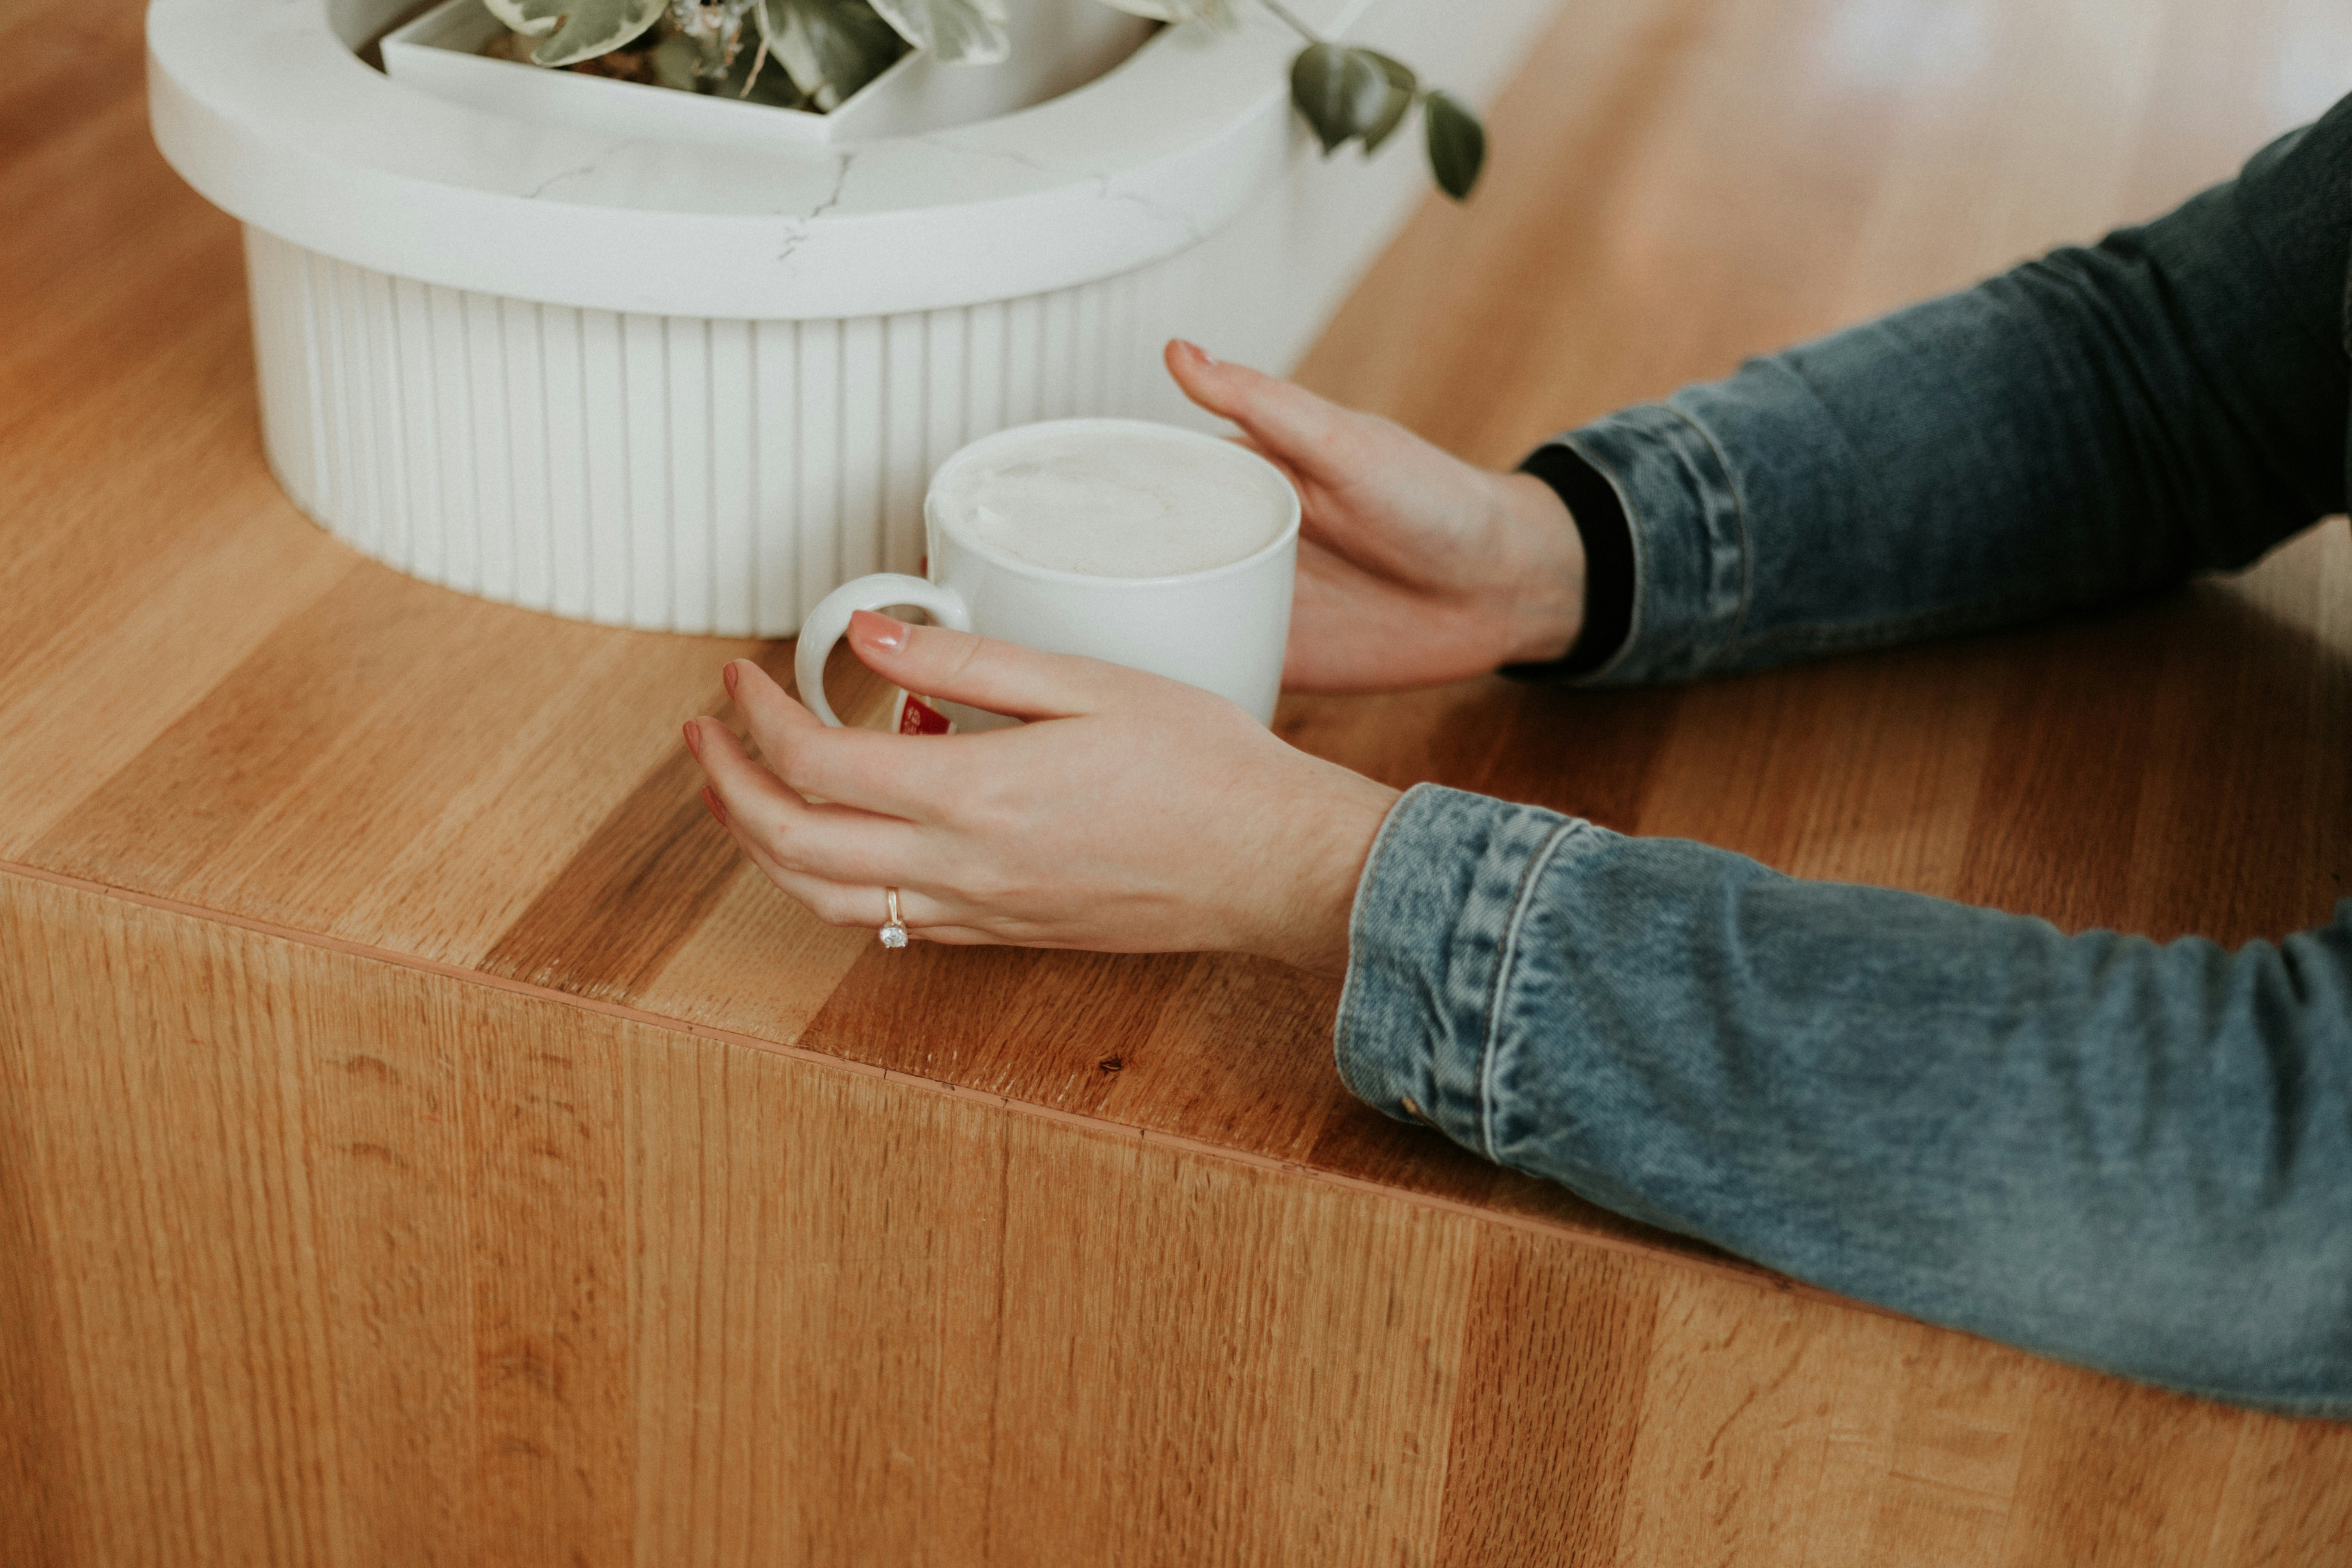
[1262,1,1484,199]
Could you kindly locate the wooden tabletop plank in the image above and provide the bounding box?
[8,0,2352,1294]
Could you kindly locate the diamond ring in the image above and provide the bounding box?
[879,887,908,949]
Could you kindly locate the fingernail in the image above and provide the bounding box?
[848,610,907,652]
[682,719,701,758]
[1175,338,1218,366]
[723,662,739,699]
[701,784,728,826]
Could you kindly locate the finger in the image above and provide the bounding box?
[843,610,1137,720]
[744,854,989,944]
[688,717,927,884]
[693,778,848,909]
[1163,338,1355,478]
[704,817,1056,950]
[724,658,957,820]
[687,712,805,823]
[756,861,887,930]
[728,654,826,750]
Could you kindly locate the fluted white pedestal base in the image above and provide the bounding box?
[162,0,1560,634]
[247,227,1185,634]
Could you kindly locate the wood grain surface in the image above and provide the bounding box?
[11,874,2352,1567]
[7,0,2352,1562]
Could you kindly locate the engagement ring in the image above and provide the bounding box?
[879,888,908,949]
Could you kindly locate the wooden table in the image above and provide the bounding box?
[7,2,2351,1563]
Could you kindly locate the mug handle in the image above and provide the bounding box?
[793,573,973,728]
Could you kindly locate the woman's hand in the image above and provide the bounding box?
[684,611,1401,977]
[1164,340,1587,691]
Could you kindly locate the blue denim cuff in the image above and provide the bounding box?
[1559,403,1751,685]
[1334,783,1587,1156]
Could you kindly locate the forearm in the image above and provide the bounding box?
[1338,786,2352,1415]
[1526,104,2352,685]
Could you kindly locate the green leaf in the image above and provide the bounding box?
[725,33,815,106]
[484,0,668,68]
[1089,0,1242,24]
[758,0,908,103]
[1290,43,1388,156]
[866,0,1009,66]
[1358,50,1416,154]
[1423,88,1485,200]
[652,32,704,92]
[482,0,554,36]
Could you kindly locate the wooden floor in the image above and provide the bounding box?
[5,0,2352,1563]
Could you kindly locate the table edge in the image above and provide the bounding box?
[0,853,1853,1314]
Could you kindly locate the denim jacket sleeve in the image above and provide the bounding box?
[1331,102,2352,1417]
[1338,787,2352,1418]
[1544,94,2350,685]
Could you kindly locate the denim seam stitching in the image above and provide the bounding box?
[1660,403,1757,657]
[1332,782,1431,1091]
[1476,818,1584,1162]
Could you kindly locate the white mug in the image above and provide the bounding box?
[795,419,1301,729]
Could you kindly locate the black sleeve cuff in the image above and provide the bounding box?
[1504,441,1635,682]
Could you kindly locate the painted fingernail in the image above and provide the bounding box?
[701,784,728,826]
[723,662,739,699]
[682,719,701,758]
[849,609,907,652]
[1175,338,1218,366]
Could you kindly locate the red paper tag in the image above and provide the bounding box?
[896,692,953,735]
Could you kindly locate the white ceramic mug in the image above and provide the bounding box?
[795,419,1301,729]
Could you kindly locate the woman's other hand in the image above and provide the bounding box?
[684,612,1400,977]
[1164,339,1586,691]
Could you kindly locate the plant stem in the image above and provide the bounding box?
[1257,0,1323,46]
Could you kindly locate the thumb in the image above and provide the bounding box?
[1163,339,1351,480]
[846,610,1128,720]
